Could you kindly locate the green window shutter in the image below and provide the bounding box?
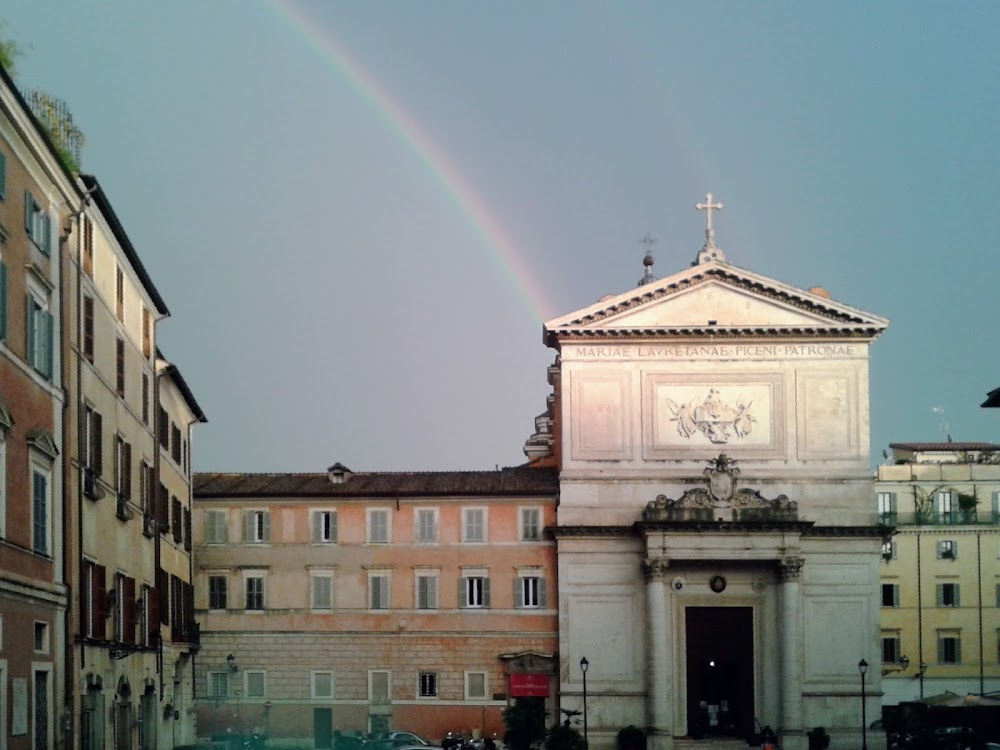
[954,585,960,608]
[936,585,943,607]
[482,577,491,608]
[43,309,53,379]
[514,579,523,609]
[311,512,321,542]
[262,511,271,542]
[0,261,7,341]
[32,471,47,553]
[539,577,548,608]
[24,189,33,233]
[26,296,35,367]
[954,640,961,664]
[243,511,253,542]
[42,214,51,256]
[893,585,900,607]
[458,578,467,608]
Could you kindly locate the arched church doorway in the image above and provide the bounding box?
[685,607,754,739]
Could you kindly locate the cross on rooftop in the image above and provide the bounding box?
[696,193,723,236]
[639,233,658,250]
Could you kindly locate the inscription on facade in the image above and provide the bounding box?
[569,344,858,359]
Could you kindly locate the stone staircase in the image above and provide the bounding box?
[673,738,755,750]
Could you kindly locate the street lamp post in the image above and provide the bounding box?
[858,659,868,750]
[580,657,589,749]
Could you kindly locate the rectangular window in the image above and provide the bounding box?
[83,295,94,362]
[370,573,390,610]
[882,634,902,664]
[206,510,228,544]
[84,407,103,478]
[881,583,900,608]
[465,671,487,700]
[937,583,960,607]
[415,508,438,543]
[115,436,132,501]
[209,672,230,699]
[158,406,168,448]
[82,562,107,639]
[463,507,486,543]
[516,574,546,608]
[142,307,151,359]
[172,497,182,541]
[418,672,438,698]
[115,337,125,397]
[245,575,265,611]
[937,540,958,559]
[33,621,49,653]
[520,507,542,541]
[460,574,490,609]
[0,434,6,538]
[171,423,181,464]
[0,260,7,343]
[416,573,438,610]
[877,492,897,524]
[312,671,334,699]
[311,510,337,543]
[368,509,389,544]
[24,190,51,255]
[936,491,957,524]
[311,574,334,610]
[881,541,897,561]
[937,633,961,664]
[141,373,149,424]
[245,671,266,699]
[82,216,93,277]
[115,264,124,321]
[26,291,53,378]
[243,510,271,543]
[208,575,227,610]
[369,670,390,705]
[32,467,49,554]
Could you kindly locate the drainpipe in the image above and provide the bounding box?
[977,534,983,695]
[916,532,923,699]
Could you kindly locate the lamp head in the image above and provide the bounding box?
[858,658,868,676]
[900,655,910,670]
[579,657,589,673]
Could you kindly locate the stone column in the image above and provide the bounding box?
[643,557,673,750]
[778,556,804,748]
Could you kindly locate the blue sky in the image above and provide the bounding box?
[5,1,998,471]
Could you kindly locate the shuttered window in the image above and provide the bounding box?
[32,469,49,554]
[311,510,336,543]
[243,510,271,543]
[83,296,94,362]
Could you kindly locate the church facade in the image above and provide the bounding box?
[534,203,890,750]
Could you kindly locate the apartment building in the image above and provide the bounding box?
[192,465,559,747]
[877,442,1000,704]
[0,66,79,750]
[155,359,207,747]
[65,174,205,750]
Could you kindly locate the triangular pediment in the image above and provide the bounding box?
[545,261,888,344]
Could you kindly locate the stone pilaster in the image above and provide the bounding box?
[778,556,804,748]
[643,557,673,750]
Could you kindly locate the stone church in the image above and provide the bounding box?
[527,196,890,750]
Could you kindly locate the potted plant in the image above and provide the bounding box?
[617,725,647,750]
[807,727,830,750]
[958,492,978,523]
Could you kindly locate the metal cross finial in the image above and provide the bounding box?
[696,193,723,235]
[639,233,658,250]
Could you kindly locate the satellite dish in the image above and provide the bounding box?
[672,577,686,592]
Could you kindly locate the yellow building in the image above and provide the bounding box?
[876,442,1000,703]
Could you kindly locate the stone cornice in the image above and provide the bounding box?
[550,326,882,342]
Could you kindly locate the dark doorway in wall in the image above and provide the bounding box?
[685,606,754,738]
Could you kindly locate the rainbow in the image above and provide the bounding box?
[259,0,552,324]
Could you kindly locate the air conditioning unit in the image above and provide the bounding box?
[83,469,104,500]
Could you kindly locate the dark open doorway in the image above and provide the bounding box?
[685,606,754,739]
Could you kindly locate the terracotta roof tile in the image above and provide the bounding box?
[194,465,558,499]
[889,442,1000,451]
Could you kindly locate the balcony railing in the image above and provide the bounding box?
[879,510,1000,526]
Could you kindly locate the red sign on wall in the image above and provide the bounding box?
[509,673,550,697]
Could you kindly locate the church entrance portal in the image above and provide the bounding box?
[685,606,754,739]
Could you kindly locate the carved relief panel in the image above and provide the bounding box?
[644,372,785,460]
